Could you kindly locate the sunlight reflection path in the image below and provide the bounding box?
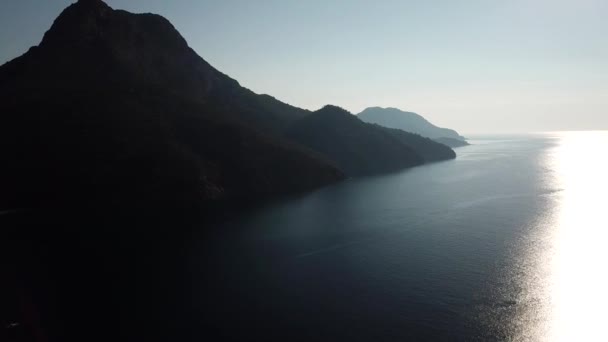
[548,132,608,341]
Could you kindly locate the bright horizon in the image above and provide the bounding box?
[1,0,607,134]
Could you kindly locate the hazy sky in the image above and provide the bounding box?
[1,0,607,133]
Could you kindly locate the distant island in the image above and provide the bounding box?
[358,107,469,147]
[0,0,461,216]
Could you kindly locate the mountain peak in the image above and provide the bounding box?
[318,104,349,113]
[314,105,358,122]
[40,0,113,47]
[74,0,111,9]
[38,0,190,58]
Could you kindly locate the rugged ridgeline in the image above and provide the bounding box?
[0,0,344,214]
[0,0,456,215]
[358,107,469,147]
[0,2,458,341]
[286,106,455,176]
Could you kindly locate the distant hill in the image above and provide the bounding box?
[286,106,455,176]
[0,0,343,213]
[358,107,466,141]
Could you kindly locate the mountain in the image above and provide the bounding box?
[285,106,455,176]
[0,2,461,341]
[0,0,460,216]
[358,107,466,141]
[0,0,344,214]
[32,0,310,133]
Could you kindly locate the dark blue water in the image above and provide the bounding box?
[189,133,608,341]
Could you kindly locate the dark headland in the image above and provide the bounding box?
[0,0,461,216]
[0,1,463,341]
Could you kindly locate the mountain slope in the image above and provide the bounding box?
[0,0,343,213]
[285,106,455,176]
[358,107,466,141]
[374,125,457,162]
[2,0,309,133]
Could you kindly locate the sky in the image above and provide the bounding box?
[1,0,607,134]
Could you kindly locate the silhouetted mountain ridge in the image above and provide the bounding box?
[0,3,463,342]
[0,0,457,215]
[0,0,342,213]
[30,0,308,133]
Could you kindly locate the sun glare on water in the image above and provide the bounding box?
[546,131,608,341]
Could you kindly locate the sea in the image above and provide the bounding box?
[191,132,608,341]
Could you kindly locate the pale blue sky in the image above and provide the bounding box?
[1,0,607,133]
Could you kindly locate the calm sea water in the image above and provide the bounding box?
[190,132,608,341]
